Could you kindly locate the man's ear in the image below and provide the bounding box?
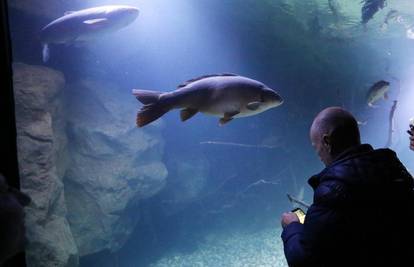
[322,134,331,148]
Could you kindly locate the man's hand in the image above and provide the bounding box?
[281,212,300,228]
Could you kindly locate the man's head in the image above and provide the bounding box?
[310,107,361,166]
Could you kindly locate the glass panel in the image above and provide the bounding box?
[6,0,414,266]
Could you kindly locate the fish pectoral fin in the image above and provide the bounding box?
[246,101,261,111]
[219,110,239,126]
[224,110,240,118]
[219,117,233,126]
[180,108,198,122]
[83,18,108,25]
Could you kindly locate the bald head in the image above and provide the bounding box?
[310,107,361,166]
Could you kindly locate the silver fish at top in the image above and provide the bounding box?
[132,74,284,127]
[361,0,386,24]
[40,5,139,62]
[366,80,390,108]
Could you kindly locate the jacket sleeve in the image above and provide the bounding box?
[281,180,347,267]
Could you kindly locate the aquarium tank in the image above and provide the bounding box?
[6,0,414,266]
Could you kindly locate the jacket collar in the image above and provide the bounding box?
[308,144,374,189]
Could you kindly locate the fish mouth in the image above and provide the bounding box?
[276,95,284,105]
[124,7,139,17]
[118,8,139,26]
[262,88,283,106]
[271,94,284,106]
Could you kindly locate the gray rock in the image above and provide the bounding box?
[13,63,168,262]
[13,63,79,267]
[169,158,209,202]
[64,79,167,256]
[155,156,209,218]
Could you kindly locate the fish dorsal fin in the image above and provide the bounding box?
[177,73,239,88]
[83,18,108,25]
[64,11,75,15]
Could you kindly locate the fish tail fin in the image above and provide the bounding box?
[136,104,169,127]
[132,89,169,127]
[42,43,50,62]
[132,89,162,105]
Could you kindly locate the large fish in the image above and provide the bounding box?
[40,5,139,62]
[132,74,283,127]
[366,80,390,108]
[361,0,386,24]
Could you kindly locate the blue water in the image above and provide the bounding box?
[8,0,414,266]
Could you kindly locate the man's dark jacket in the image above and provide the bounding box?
[282,144,414,267]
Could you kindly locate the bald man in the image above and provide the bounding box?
[280,107,414,267]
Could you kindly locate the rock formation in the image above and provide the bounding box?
[13,63,168,265]
[13,62,78,267]
[64,79,167,256]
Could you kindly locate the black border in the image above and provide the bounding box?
[1,1,26,266]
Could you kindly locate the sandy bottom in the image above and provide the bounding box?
[150,227,288,267]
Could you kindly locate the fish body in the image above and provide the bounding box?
[380,9,399,31]
[132,74,283,127]
[366,80,390,107]
[361,0,386,24]
[40,5,139,62]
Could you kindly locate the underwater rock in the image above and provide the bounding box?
[171,158,208,202]
[13,63,79,267]
[160,157,209,216]
[64,79,167,256]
